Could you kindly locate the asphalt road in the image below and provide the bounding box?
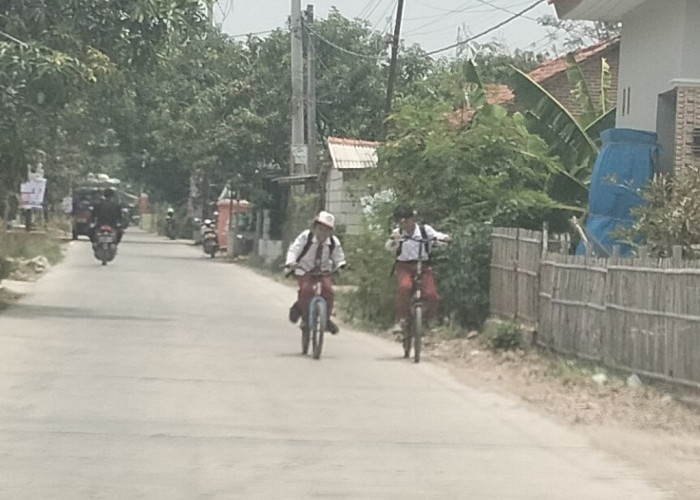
[0,230,670,499]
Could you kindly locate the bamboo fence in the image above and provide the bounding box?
[490,228,700,389]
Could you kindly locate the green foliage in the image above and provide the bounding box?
[538,16,621,53]
[287,194,321,242]
[486,322,522,351]
[378,86,568,229]
[432,223,492,329]
[624,167,700,257]
[342,228,397,329]
[510,56,617,215]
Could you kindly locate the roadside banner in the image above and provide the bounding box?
[20,178,47,209]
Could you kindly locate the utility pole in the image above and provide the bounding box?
[290,0,306,179]
[382,0,405,140]
[207,1,214,26]
[305,5,316,176]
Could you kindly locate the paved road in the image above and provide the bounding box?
[0,230,670,499]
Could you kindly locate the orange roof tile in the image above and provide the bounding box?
[528,38,619,84]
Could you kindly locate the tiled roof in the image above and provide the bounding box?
[327,137,378,170]
[528,38,620,84]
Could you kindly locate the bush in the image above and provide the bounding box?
[342,227,397,329]
[487,321,521,351]
[433,222,492,330]
[626,167,700,257]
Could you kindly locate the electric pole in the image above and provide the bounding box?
[291,0,306,178]
[382,0,405,140]
[207,1,214,26]
[305,5,317,176]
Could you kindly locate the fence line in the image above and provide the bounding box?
[490,227,700,389]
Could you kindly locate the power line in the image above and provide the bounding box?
[426,0,545,56]
[307,27,378,60]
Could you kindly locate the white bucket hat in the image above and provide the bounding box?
[314,211,335,229]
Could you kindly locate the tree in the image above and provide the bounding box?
[538,15,621,53]
[510,54,616,209]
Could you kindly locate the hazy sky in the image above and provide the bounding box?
[213,0,560,56]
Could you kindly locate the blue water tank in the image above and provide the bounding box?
[578,128,658,257]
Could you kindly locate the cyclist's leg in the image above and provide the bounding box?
[296,275,315,323]
[421,266,440,320]
[395,263,414,321]
[319,277,339,334]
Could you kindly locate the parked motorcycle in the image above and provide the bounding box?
[93,225,118,265]
[201,219,218,258]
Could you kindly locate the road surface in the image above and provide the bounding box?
[0,230,670,499]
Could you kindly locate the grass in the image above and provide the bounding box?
[0,229,66,280]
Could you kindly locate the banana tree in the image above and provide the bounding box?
[510,56,616,206]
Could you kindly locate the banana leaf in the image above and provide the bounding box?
[565,53,598,128]
[511,65,599,170]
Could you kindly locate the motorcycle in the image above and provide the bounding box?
[93,224,118,265]
[165,216,176,240]
[201,219,219,258]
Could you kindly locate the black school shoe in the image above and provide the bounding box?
[326,320,339,335]
[289,303,302,324]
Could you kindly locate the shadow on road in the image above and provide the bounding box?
[4,304,171,323]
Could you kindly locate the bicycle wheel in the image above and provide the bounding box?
[413,305,423,363]
[311,300,326,360]
[301,324,310,355]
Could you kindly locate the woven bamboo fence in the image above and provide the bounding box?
[489,228,543,328]
[490,228,700,389]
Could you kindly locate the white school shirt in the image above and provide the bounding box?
[286,230,347,276]
[385,224,448,262]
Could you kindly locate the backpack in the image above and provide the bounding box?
[296,229,337,263]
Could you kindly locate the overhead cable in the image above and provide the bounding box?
[426,0,545,56]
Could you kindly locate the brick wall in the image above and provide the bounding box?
[674,86,700,178]
[542,44,620,119]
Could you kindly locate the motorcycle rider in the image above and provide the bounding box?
[286,211,346,335]
[91,187,123,245]
[165,207,176,238]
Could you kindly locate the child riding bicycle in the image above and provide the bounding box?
[286,211,346,335]
[385,206,450,333]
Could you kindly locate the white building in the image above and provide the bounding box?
[549,0,700,174]
[325,137,378,235]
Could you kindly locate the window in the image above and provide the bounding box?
[621,87,632,116]
[693,127,700,157]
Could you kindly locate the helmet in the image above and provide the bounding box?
[103,187,115,199]
[314,211,335,229]
[167,207,174,214]
[393,205,414,221]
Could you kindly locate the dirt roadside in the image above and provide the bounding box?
[424,335,700,500]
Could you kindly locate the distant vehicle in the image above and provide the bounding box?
[201,219,218,258]
[71,175,123,240]
[71,186,103,240]
[93,225,118,265]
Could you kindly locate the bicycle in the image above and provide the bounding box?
[399,235,444,363]
[286,266,342,360]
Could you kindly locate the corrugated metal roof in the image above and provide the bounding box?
[327,137,378,170]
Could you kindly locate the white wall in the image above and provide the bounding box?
[325,168,364,235]
[617,0,686,130]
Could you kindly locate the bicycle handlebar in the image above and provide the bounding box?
[283,264,346,278]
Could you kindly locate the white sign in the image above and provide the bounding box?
[292,145,308,166]
[20,178,47,209]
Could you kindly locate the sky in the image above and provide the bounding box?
[213,0,561,57]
